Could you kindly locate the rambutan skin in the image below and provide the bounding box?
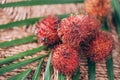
[51,44,79,75]
[85,0,110,19]
[58,15,100,50]
[83,31,114,62]
[36,15,60,45]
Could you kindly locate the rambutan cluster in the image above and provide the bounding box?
[36,14,114,76]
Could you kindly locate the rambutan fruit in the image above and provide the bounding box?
[36,15,60,45]
[58,15,100,50]
[82,31,114,62]
[85,0,110,19]
[51,44,79,75]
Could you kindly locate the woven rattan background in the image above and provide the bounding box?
[0,0,120,80]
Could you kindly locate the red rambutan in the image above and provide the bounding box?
[83,31,114,62]
[58,15,100,50]
[36,15,60,45]
[51,44,79,75]
[85,0,110,19]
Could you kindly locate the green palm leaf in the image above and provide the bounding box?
[0,35,37,48]
[102,19,114,80]
[111,0,120,36]
[0,54,47,75]
[0,18,40,29]
[58,72,66,80]
[111,0,120,22]
[0,46,47,65]
[32,58,44,80]
[43,52,52,80]
[101,19,109,31]
[113,13,120,37]
[88,59,96,80]
[106,56,114,80]
[0,14,69,29]
[72,68,80,80]
[0,0,84,8]
[7,68,32,80]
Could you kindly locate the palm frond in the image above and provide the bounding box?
[113,13,120,37]
[0,0,117,79]
[0,18,40,29]
[0,14,69,29]
[0,46,47,65]
[7,68,32,80]
[111,0,120,37]
[32,58,44,80]
[111,0,120,22]
[88,59,96,80]
[106,56,114,80]
[0,54,47,75]
[0,0,84,8]
[58,72,66,80]
[101,19,109,31]
[0,35,37,48]
[43,52,52,80]
[72,68,80,80]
